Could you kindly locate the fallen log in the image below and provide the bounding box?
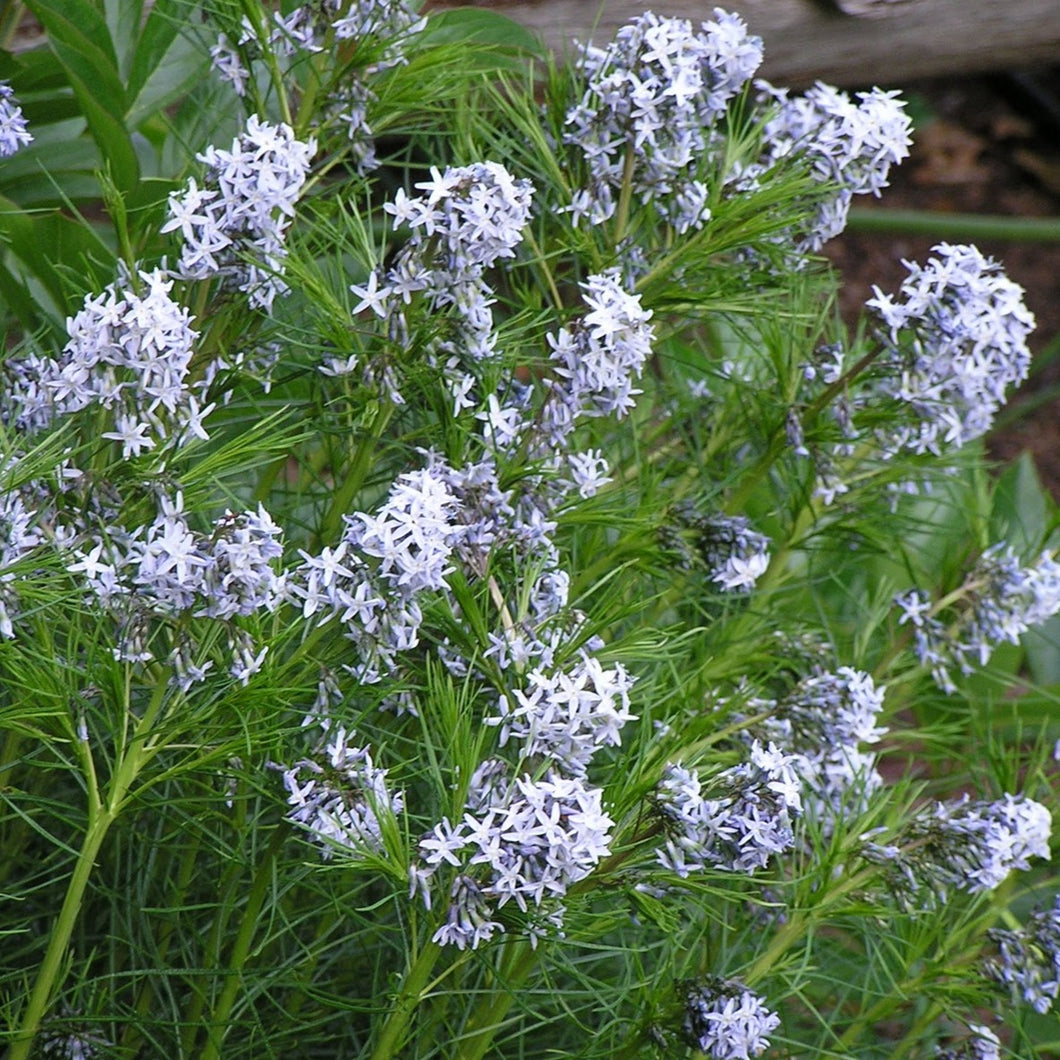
[432,0,1060,87]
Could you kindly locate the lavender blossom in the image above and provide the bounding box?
[488,654,637,775]
[0,81,32,157]
[743,667,886,822]
[935,1024,1002,1060]
[3,268,208,456]
[540,269,654,446]
[754,81,912,251]
[867,243,1034,455]
[282,726,403,859]
[699,515,771,592]
[293,462,463,682]
[863,793,1052,902]
[65,494,286,679]
[987,895,1060,1014]
[0,481,43,638]
[681,978,780,1060]
[662,506,771,593]
[417,772,614,947]
[163,116,316,310]
[345,162,533,397]
[564,11,762,233]
[210,1,424,170]
[655,741,802,877]
[896,544,1060,693]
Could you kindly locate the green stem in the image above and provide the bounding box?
[8,675,170,1058]
[6,810,113,1060]
[612,144,637,247]
[453,939,539,1060]
[198,825,290,1060]
[847,207,1060,243]
[318,403,395,545]
[369,939,445,1060]
[743,863,880,988]
[723,345,884,518]
[889,1000,944,1060]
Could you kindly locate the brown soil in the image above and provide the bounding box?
[823,70,1060,493]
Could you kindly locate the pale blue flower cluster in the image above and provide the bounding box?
[4,268,209,456]
[489,656,637,776]
[742,667,886,823]
[661,504,772,594]
[540,269,655,437]
[163,116,316,310]
[282,726,404,859]
[698,514,772,593]
[681,978,781,1060]
[896,544,1060,693]
[564,10,762,231]
[868,243,1035,455]
[987,896,1060,1014]
[417,772,614,949]
[935,1024,1001,1060]
[0,81,32,157]
[864,793,1052,903]
[210,0,423,169]
[655,741,802,877]
[341,162,535,399]
[0,477,43,639]
[66,494,286,681]
[754,81,912,251]
[294,463,461,684]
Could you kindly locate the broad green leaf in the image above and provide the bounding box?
[0,193,113,333]
[104,0,145,79]
[25,0,140,192]
[419,8,546,57]
[990,451,1050,554]
[1024,615,1060,687]
[127,1,209,129]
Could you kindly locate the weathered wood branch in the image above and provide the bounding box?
[433,0,1060,87]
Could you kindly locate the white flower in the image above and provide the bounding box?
[864,792,1052,901]
[282,728,403,859]
[165,116,316,310]
[987,896,1060,1014]
[867,243,1034,455]
[418,772,614,947]
[489,654,637,775]
[655,741,801,877]
[755,80,912,250]
[0,82,32,157]
[564,11,762,234]
[682,979,780,1060]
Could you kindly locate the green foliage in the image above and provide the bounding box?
[0,4,1057,1060]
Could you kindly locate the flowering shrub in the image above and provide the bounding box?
[0,4,1057,1060]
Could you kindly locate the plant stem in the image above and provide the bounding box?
[6,809,113,1060]
[8,675,169,1059]
[368,939,445,1060]
[612,144,637,247]
[198,824,290,1060]
[453,939,538,1060]
[847,207,1060,243]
